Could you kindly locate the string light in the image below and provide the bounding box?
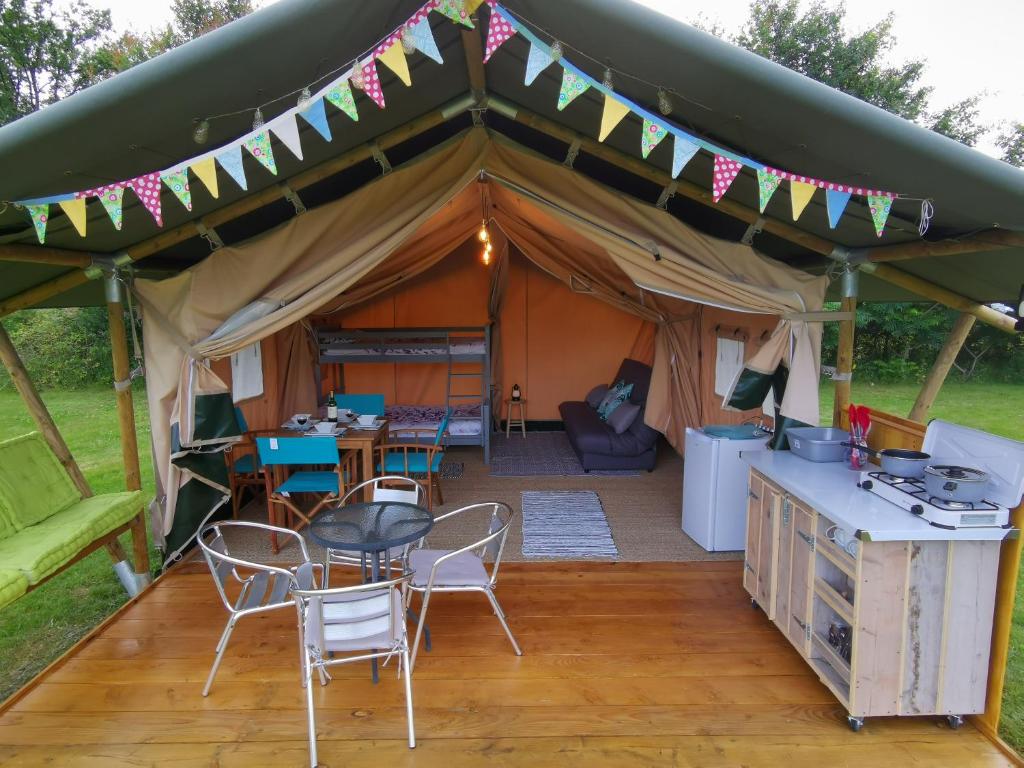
[297,86,311,110]
[549,39,563,60]
[350,60,365,90]
[657,88,672,116]
[252,107,264,130]
[478,219,493,266]
[478,220,489,242]
[602,67,614,89]
[192,118,210,145]
[401,25,417,55]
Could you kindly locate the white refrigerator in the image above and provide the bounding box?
[682,427,771,551]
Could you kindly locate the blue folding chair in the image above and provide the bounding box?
[375,410,450,511]
[227,407,267,518]
[255,436,355,553]
[336,393,385,417]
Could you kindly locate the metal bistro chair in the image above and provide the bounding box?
[292,573,416,766]
[375,409,450,512]
[407,501,522,672]
[197,520,322,697]
[255,435,356,552]
[324,475,428,584]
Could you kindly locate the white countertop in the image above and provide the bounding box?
[743,450,1014,542]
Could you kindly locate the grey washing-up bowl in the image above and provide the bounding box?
[703,424,769,440]
[787,427,851,462]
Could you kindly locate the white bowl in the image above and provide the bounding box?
[314,421,336,434]
[357,414,377,426]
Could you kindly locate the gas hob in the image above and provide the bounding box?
[858,471,1010,530]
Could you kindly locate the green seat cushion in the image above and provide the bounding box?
[0,433,81,530]
[0,569,29,610]
[0,490,142,584]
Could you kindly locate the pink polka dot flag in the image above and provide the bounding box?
[483,8,515,62]
[711,155,742,203]
[127,172,163,227]
[361,58,386,109]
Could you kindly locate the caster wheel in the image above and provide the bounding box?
[750,597,759,610]
[847,716,864,732]
[947,715,964,730]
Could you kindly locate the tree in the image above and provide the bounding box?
[729,0,987,145]
[996,122,1024,168]
[0,0,112,125]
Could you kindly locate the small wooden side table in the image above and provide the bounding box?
[505,398,526,438]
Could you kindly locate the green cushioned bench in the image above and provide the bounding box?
[0,432,145,610]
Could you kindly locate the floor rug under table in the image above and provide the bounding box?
[490,431,641,477]
[520,490,620,558]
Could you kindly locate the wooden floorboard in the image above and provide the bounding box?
[0,562,1013,767]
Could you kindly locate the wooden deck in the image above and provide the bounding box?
[0,560,1015,767]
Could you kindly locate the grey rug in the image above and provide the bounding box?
[520,490,619,558]
[439,461,464,480]
[490,431,640,477]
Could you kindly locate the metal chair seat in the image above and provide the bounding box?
[408,549,490,587]
[276,471,341,495]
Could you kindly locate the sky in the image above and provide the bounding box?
[66,0,1023,157]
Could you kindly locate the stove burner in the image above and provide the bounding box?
[863,471,1002,515]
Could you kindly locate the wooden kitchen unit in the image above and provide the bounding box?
[744,455,1010,731]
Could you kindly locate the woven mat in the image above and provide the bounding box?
[520,490,619,559]
[490,432,640,477]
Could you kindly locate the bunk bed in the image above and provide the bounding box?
[316,326,492,463]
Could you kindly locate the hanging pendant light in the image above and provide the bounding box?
[478,220,489,242]
[657,88,673,116]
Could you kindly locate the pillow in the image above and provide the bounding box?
[598,381,634,421]
[585,384,609,409]
[595,381,622,414]
[606,402,640,434]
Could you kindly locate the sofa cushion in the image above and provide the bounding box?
[0,490,143,584]
[598,382,633,421]
[0,433,81,530]
[607,402,641,435]
[585,384,609,409]
[0,569,28,610]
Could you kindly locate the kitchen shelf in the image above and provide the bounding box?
[815,531,857,578]
[809,657,851,708]
[814,577,854,625]
[812,631,851,683]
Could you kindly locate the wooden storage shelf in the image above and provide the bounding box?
[809,657,851,708]
[814,577,854,625]
[813,631,851,683]
[816,536,857,578]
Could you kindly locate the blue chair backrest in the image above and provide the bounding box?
[337,394,385,416]
[434,409,451,448]
[234,407,250,433]
[256,436,339,466]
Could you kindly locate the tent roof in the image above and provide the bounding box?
[0,0,1022,310]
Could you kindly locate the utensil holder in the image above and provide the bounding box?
[848,437,868,470]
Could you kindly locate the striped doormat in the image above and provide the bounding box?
[520,491,619,559]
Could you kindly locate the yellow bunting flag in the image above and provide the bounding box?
[58,197,87,237]
[377,40,412,86]
[790,180,817,221]
[464,0,486,12]
[190,157,219,199]
[598,94,631,142]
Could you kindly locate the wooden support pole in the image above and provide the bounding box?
[105,278,150,579]
[0,322,92,497]
[865,228,1024,264]
[0,245,94,268]
[832,296,857,427]
[908,312,976,423]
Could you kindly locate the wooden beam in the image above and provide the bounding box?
[461,27,486,95]
[832,296,857,427]
[865,229,1024,264]
[907,312,976,422]
[0,323,92,497]
[0,269,92,316]
[0,245,94,268]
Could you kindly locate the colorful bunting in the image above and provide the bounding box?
[299,98,332,142]
[483,8,515,62]
[216,145,248,191]
[325,79,359,122]
[26,204,48,243]
[191,157,219,199]
[360,58,386,109]
[671,135,700,179]
[826,188,852,229]
[126,172,163,226]
[435,0,474,28]
[405,16,443,64]
[378,39,412,86]
[78,184,125,230]
[640,119,668,159]
[161,169,192,212]
[524,41,555,85]
[270,114,304,161]
[464,0,486,12]
[711,155,742,203]
[599,94,631,141]
[868,194,894,237]
[557,69,589,111]
[756,169,781,213]
[58,198,87,236]
[790,180,817,221]
[243,131,277,175]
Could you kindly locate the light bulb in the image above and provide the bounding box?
[252,107,264,130]
[478,222,488,242]
[401,26,417,55]
[550,40,563,60]
[192,118,209,144]
[350,60,365,90]
[657,88,672,116]
[602,68,614,89]
[485,241,493,253]
[297,86,311,110]
[481,249,492,266]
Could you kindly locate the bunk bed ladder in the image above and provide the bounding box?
[445,329,490,464]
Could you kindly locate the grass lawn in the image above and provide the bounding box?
[0,380,1022,752]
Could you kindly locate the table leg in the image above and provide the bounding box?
[369,548,382,684]
[362,441,375,502]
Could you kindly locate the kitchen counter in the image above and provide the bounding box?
[743,450,1013,542]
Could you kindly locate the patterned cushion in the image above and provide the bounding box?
[0,433,81,530]
[597,381,634,421]
[606,402,641,434]
[0,569,28,610]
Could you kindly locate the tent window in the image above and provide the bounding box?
[715,336,774,417]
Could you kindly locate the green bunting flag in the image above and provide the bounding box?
[868,194,894,237]
[26,204,48,244]
[756,169,782,213]
[325,79,359,122]
[557,69,589,111]
[243,131,277,175]
[641,119,668,159]
[435,0,474,27]
[161,169,192,211]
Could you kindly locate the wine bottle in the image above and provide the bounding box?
[326,390,338,422]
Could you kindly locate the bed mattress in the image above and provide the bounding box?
[386,404,483,439]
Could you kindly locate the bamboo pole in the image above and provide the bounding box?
[0,323,92,497]
[105,277,150,579]
[865,228,1024,263]
[908,312,976,422]
[0,270,92,317]
[0,245,94,268]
